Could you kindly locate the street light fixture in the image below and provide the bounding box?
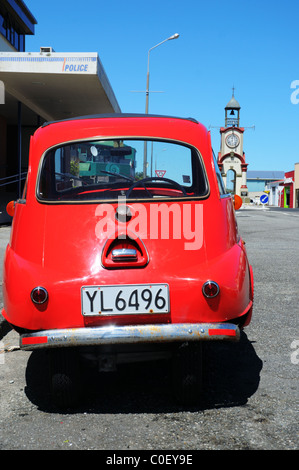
[143,33,179,176]
[145,33,179,114]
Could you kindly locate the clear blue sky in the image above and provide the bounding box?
[25,0,299,172]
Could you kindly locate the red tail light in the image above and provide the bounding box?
[31,287,48,304]
[202,281,219,298]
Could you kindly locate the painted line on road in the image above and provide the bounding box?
[280,213,299,217]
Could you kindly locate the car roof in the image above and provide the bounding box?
[41,113,199,128]
[31,114,208,166]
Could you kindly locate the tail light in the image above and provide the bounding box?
[202,281,220,298]
[31,287,48,304]
[6,200,15,217]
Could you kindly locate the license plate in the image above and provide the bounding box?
[81,284,169,316]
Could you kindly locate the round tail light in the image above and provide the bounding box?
[202,281,220,298]
[31,287,48,304]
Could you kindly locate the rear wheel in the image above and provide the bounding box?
[171,342,203,405]
[49,348,82,409]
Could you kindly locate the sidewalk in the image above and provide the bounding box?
[240,203,269,211]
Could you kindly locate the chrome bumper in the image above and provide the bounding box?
[20,323,240,350]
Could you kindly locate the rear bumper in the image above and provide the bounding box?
[20,322,240,350]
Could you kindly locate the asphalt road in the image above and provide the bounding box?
[0,207,298,451]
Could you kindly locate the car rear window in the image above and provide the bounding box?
[37,138,208,202]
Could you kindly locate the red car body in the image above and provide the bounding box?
[2,115,253,406]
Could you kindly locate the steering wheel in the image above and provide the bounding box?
[126,176,187,198]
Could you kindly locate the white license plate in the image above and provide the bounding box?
[81,284,169,316]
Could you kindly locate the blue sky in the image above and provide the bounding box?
[25,0,299,172]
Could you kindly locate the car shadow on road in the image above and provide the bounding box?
[24,331,263,414]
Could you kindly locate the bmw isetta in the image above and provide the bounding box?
[2,114,253,407]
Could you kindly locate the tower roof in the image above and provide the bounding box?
[225,94,241,110]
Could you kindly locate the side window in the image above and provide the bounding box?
[213,150,226,195]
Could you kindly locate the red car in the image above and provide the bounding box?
[2,115,253,407]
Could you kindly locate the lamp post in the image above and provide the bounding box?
[143,33,179,176]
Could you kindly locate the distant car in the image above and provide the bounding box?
[2,114,254,408]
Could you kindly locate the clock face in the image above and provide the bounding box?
[226,133,240,148]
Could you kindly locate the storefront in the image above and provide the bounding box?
[278,171,294,208]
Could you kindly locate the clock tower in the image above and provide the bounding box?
[217,91,248,197]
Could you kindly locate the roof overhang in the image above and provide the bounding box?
[0,51,121,125]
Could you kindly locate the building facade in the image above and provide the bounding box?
[247,171,284,202]
[0,1,120,222]
[267,179,284,206]
[0,0,36,52]
[273,170,295,208]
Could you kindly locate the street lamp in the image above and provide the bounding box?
[145,33,179,115]
[143,33,179,176]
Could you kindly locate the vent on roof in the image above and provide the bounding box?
[40,47,55,53]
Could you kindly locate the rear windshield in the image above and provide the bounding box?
[37,138,208,202]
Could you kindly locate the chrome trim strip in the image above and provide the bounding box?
[20,323,240,350]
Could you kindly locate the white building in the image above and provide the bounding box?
[0,1,120,222]
[267,180,284,206]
